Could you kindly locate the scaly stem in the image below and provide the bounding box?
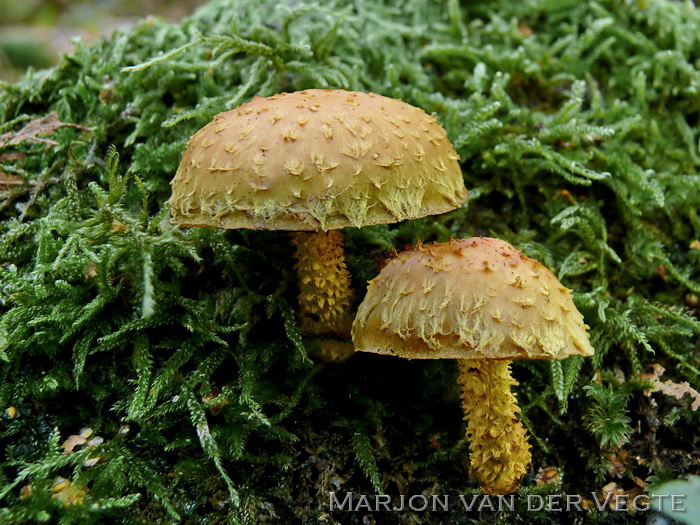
[291,230,353,338]
[457,359,531,494]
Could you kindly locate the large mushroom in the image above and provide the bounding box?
[352,237,594,494]
[169,89,468,338]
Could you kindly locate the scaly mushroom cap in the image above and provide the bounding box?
[352,237,595,360]
[169,89,468,231]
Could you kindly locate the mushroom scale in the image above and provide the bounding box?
[169,89,468,343]
[352,237,594,493]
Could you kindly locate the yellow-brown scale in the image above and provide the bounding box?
[457,359,531,495]
[291,230,353,337]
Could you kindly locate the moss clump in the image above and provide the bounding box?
[1,0,699,523]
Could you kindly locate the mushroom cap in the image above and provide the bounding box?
[352,237,595,360]
[169,89,468,231]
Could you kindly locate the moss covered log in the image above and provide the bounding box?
[1,0,699,523]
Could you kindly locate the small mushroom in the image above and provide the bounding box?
[352,237,594,494]
[170,89,468,342]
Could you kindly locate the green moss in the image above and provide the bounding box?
[1,0,699,523]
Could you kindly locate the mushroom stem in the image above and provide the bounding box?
[457,359,531,494]
[291,230,353,338]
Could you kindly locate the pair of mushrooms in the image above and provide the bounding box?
[169,89,594,495]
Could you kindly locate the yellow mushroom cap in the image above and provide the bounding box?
[352,237,595,360]
[169,89,468,231]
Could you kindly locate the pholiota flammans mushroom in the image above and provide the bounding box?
[352,237,594,494]
[169,89,468,339]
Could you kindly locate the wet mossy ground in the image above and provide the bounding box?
[1,0,699,523]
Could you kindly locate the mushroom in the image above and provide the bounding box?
[169,89,468,339]
[352,237,594,494]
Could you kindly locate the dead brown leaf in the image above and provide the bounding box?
[61,427,94,454]
[517,22,533,37]
[19,484,33,499]
[0,113,89,151]
[83,456,101,468]
[62,434,87,454]
[0,172,24,191]
[605,449,628,477]
[0,151,25,164]
[51,477,88,506]
[639,364,700,411]
[535,465,560,485]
